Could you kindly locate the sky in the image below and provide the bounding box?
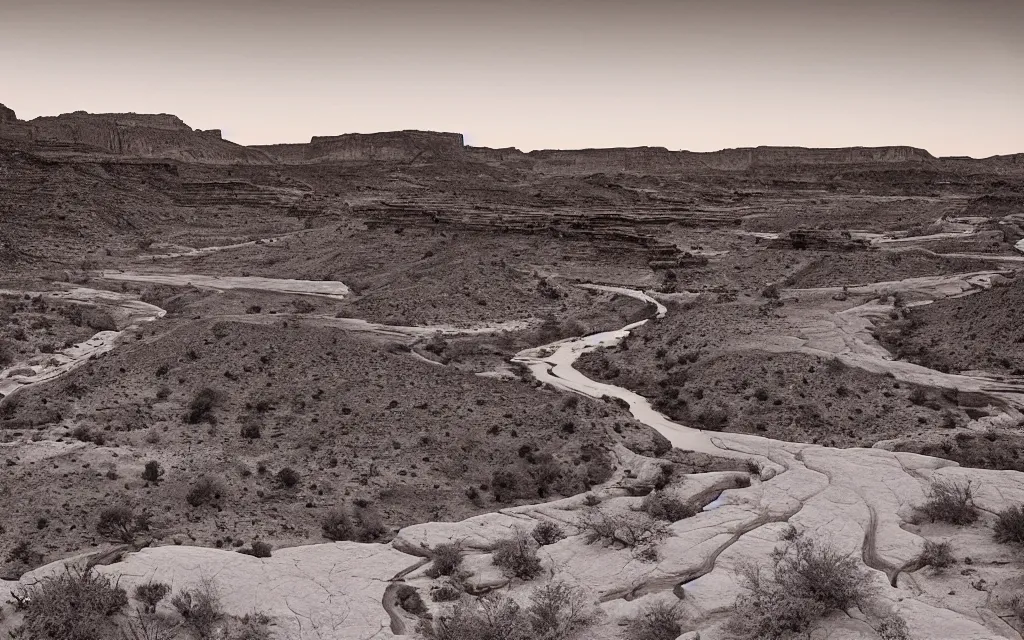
[1,0,1022,157]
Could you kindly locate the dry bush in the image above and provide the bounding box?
[640,491,696,522]
[171,580,222,639]
[239,541,273,558]
[321,506,386,542]
[917,479,978,525]
[119,612,181,640]
[96,505,151,542]
[185,387,219,424]
[426,543,463,579]
[492,533,543,580]
[528,581,590,639]
[729,533,874,640]
[580,506,668,550]
[420,584,591,640]
[141,460,164,483]
[322,508,353,541]
[14,568,128,640]
[532,521,566,546]
[621,601,681,640]
[133,581,171,613]
[918,540,955,571]
[395,584,428,616]
[0,338,14,366]
[994,505,1024,546]
[876,612,912,640]
[275,467,301,488]
[186,476,225,508]
[419,595,531,640]
[430,579,463,602]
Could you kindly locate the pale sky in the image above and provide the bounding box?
[1,0,1022,157]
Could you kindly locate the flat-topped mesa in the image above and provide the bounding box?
[525,145,936,173]
[254,130,465,163]
[1,108,271,163]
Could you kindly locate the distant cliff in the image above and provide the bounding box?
[254,131,464,163]
[0,105,271,164]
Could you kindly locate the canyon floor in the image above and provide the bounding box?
[2,110,1024,639]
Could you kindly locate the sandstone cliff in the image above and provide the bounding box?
[254,130,464,163]
[0,106,271,164]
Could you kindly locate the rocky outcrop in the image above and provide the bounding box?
[254,130,464,163]
[0,108,271,163]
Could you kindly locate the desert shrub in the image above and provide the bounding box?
[729,532,873,640]
[320,506,385,542]
[15,568,128,640]
[395,584,428,616]
[580,507,668,550]
[185,387,219,424]
[761,284,781,300]
[171,580,222,640]
[275,467,301,488]
[493,533,543,580]
[186,476,224,507]
[430,579,463,602]
[240,541,273,558]
[240,422,261,439]
[532,521,566,546]
[96,505,151,542]
[119,611,181,640]
[419,595,531,640]
[917,479,977,525]
[1010,593,1024,620]
[322,509,353,541]
[133,581,171,613]
[141,460,163,483]
[491,467,532,502]
[876,613,911,640]
[528,581,590,639]
[0,338,14,366]
[641,491,696,522]
[622,601,681,640]
[696,404,729,431]
[919,539,955,570]
[426,543,463,579]
[994,504,1024,546]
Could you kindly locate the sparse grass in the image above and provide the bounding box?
[917,479,978,525]
[14,568,128,640]
[994,504,1024,546]
[492,533,543,580]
